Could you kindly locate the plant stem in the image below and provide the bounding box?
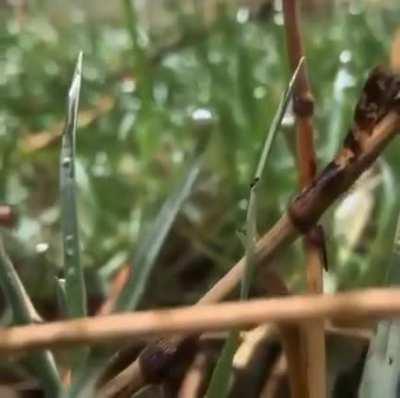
[2,288,400,355]
[282,1,326,396]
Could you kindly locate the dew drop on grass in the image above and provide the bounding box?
[62,157,72,168]
[236,7,250,24]
[65,235,74,257]
[36,242,49,254]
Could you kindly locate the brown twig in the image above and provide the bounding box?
[20,95,114,153]
[177,350,209,398]
[391,29,400,73]
[97,265,131,316]
[282,1,326,396]
[257,270,307,398]
[260,352,288,398]
[261,271,308,398]
[97,360,145,398]
[1,288,400,355]
[231,324,279,397]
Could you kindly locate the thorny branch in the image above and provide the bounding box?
[98,66,400,397]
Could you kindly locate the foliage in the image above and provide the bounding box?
[1,0,400,395]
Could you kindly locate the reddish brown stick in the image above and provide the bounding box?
[282,1,327,397]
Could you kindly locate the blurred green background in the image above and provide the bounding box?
[1,0,400,322]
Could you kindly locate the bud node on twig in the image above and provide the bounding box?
[293,92,314,117]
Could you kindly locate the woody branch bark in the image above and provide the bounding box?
[99,65,400,397]
[282,1,326,397]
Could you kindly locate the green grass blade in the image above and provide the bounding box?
[115,159,201,312]
[205,330,240,398]
[206,59,303,398]
[0,239,40,324]
[59,52,88,386]
[241,57,303,299]
[121,0,142,56]
[254,57,304,182]
[60,52,87,319]
[68,159,201,396]
[359,211,400,397]
[121,0,152,110]
[0,239,62,397]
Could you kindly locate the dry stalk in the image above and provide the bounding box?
[97,360,144,398]
[261,270,308,398]
[1,288,400,356]
[282,1,326,396]
[260,352,288,398]
[177,350,209,398]
[97,265,131,316]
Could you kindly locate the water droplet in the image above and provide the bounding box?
[191,108,214,130]
[339,50,352,64]
[236,7,250,24]
[62,157,72,168]
[36,242,49,254]
[65,235,73,242]
[121,78,136,93]
[65,235,74,257]
[192,108,213,122]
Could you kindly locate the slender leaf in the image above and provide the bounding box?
[0,239,62,397]
[68,159,202,397]
[115,159,201,311]
[205,58,303,398]
[59,52,88,385]
[121,0,152,111]
[121,0,143,57]
[60,52,87,319]
[205,331,240,398]
[241,57,304,299]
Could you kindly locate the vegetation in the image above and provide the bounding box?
[1,0,400,396]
